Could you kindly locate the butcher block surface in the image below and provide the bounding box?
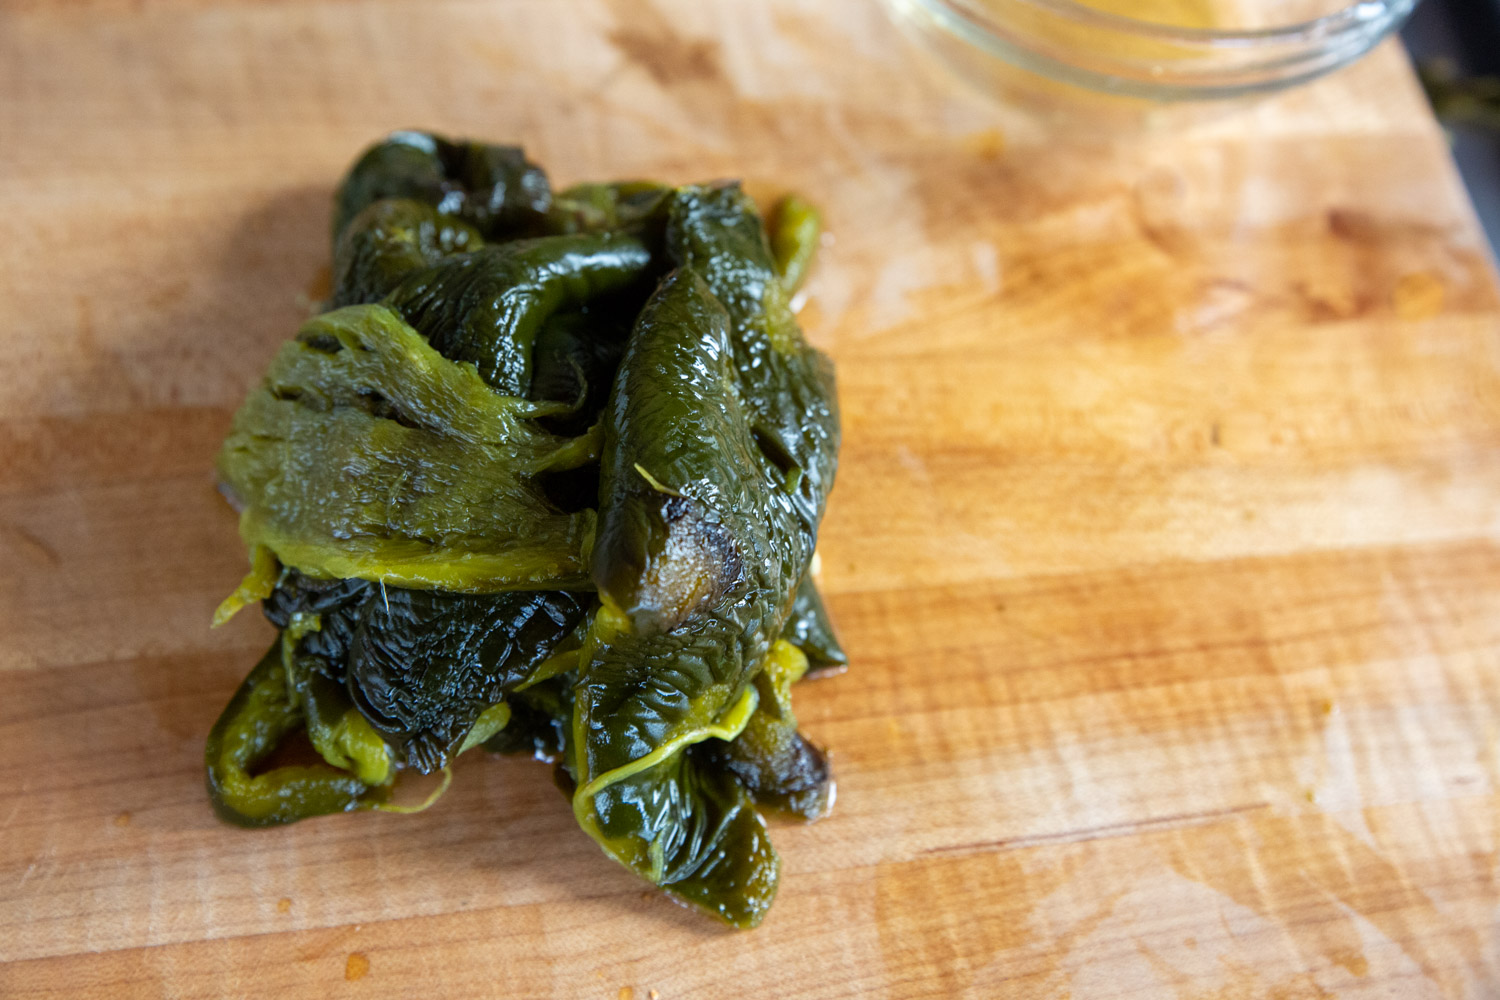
[3,1,1500,997]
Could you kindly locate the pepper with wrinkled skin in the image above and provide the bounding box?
[570,270,785,925]
[345,587,587,773]
[262,570,588,775]
[332,131,551,245]
[207,573,589,820]
[701,640,832,820]
[527,307,631,433]
[261,571,371,675]
[208,133,843,928]
[664,183,841,544]
[217,304,599,594]
[587,269,762,632]
[283,627,395,787]
[386,233,655,395]
[332,199,484,309]
[569,185,841,925]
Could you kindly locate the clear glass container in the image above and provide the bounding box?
[884,0,1421,104]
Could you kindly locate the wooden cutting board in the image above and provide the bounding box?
[4,0,1500,996]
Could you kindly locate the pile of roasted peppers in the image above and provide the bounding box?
[206,131,843,927]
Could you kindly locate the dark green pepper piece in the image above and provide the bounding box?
[587,742,780,928]
[527,306,632,438]
[346,588,587,773]
[263,570,586,774]
[387,233,654,396]
[780,574,847,674]
[570,189,842,925]
[262,571,372,678]
[588,268,764,632]
[332,130,551,244]
[331,198,483,309]
[482,676,575,762]
[575,265,832,927]
[282,626,395,787]
[665,183,840,542]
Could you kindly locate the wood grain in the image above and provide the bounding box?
[2,0,1499,996]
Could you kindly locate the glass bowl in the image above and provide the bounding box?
[884,0,1421,104]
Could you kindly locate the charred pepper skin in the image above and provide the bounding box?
[206,578,589,820]
[345,588,587,773]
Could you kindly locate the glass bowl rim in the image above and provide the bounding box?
[937,0,1413,47]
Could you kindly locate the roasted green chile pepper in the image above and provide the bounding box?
[208,576,589,821]
[665,183,840,539]
[701,640,832,820]
[217,304,599,593]
[544,181,671,237]
[261,571,371,674]
[588,268,762,632]
[283,627,395,787]
[780,574,847,673]
[346,588,587,772]
[331,199,484,309]
[527,307,631,436]
[209,140,844,930]
[387,234,655,395]
[205,643,388,827]
[571,183,841,925]
[332,130,551,244]
[261,569,587,774]
[572,272,784,927]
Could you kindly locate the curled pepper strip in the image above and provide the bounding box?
[205,643,389,827]
[206,640,460,826]
[704,640,833,820]
[780,573,848,676]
